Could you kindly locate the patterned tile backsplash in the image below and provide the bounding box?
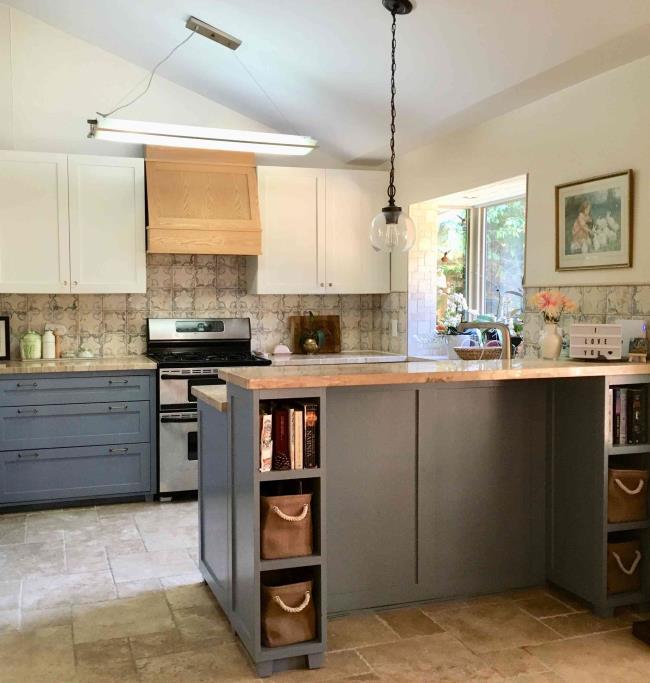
[522,285,650,357]
[0,254,407,358]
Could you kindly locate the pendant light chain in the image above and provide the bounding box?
[387,10,398,207]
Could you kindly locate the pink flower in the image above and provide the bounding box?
[533,290,577,320]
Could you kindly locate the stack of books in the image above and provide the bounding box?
[259,401,319,472]
[611,386,648,445]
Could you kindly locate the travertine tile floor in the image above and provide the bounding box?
[1,500,650,682]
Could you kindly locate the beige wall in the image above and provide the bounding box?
[397,55,650,287]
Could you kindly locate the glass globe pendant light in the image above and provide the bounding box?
[370,0,416,253]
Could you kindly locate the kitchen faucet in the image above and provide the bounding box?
[456,321,512,361]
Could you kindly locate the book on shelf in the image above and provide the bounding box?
[620,388,628,445]
[611,385,648,446]
[294,406,304,470]
[260,400,319,471]
[259,410,272,472]
[628,387,648,444]
[291,400,319,468]
[272,407,291,470]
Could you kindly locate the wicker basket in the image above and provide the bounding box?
[454,346,503,361]
[607,539,642,594]
[608,469,649,523]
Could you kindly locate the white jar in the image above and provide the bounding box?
[42,330,56,359]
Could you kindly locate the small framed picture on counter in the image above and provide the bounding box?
[555,169,633,271]
[0,316,9,360]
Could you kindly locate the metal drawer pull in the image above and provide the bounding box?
[17,452,39,459]
[108,405,129,411]
[108,447,129,454]
[16,408,38,415]
[16,382,38,388]
[108,379,129,385]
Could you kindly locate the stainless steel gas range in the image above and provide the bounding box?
[146,318,271,497]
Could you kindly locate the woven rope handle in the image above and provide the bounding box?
[612,550,642,576]
[273,591,311,613]
[614,478,645,496]
[271,504,309,522]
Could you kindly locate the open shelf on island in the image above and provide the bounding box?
[260,555,323,571]
[607,520,650,533]
[607,444,650,456]
[258,468,322,481]
[606,591,647,609]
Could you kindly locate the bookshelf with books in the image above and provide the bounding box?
[549,373,650,618]
[211,384,327,677]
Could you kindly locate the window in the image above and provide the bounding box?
[436,209,469,323]
[482,198,526,317]
[436,197,525,320]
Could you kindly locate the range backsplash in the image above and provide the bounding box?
[0,254,407,359]
[522,285,650,357]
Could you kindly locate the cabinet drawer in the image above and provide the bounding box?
[0,402,150,451]
[0,443,151,503]
[0,375,151,407]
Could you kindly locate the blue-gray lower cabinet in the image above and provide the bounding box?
[0,371,156,507]
[0,443,151,503]
[0,375,150,407]
[0,401,150,450]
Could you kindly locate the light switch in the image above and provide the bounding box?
[391,319,398,337]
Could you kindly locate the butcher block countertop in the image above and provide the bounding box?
[192,385,228,412]
[218,358,650,390]
[0,356,157,375]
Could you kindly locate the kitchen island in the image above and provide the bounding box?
[193,359,650,677]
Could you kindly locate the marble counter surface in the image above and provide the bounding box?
[192,385,228,412]
[0,356,157,375]
[268,351,407,366]
[219,358,650,390]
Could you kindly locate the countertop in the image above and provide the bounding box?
[268,351,407,366]
[219,358,650,390]
[192,385,228,412]
[0,356,157,375]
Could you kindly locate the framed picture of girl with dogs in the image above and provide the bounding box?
[555,169,633,271]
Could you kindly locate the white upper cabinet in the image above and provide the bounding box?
[248,166,326,295]
[324,169,389,294]
[68,155,146,293]
[248,166,390,295]
[0,151,145,294]
[0,151,70,293]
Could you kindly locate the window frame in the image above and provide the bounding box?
[464,195,526,316]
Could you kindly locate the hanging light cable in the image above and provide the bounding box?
[369,0,415,253]
[87,16,317,156]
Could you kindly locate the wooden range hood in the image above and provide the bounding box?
[145,146,261,255]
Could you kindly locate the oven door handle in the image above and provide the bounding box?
[160,374,221,381]
[160,416,198,424]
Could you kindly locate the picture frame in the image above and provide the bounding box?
[555,169,633,271]
[0,316,9,360]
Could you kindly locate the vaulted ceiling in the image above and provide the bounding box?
[5,0,650,164]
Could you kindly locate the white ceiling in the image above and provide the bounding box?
[5,0,650,164]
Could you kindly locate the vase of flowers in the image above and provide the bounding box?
[531,290,577,360]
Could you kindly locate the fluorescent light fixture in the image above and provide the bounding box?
[87,117,317,156]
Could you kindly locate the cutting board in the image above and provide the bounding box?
[289,315,341,354]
